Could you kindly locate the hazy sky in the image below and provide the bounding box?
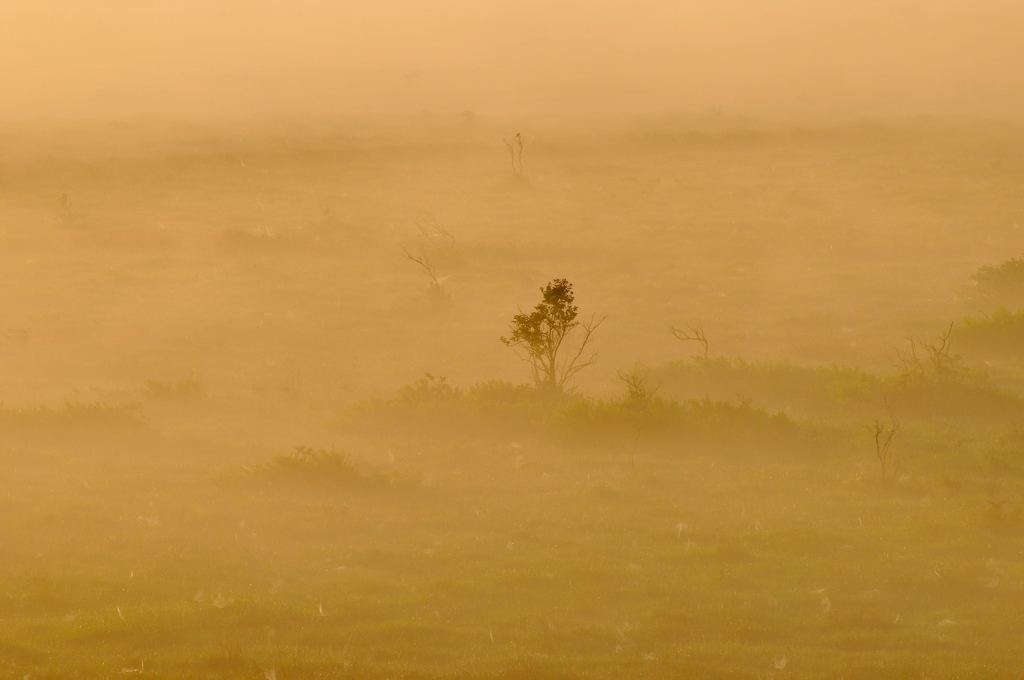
[2,0,1023,120]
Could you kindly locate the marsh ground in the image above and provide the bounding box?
[1,116,1024,678]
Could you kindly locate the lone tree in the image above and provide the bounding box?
[501,279,604,392]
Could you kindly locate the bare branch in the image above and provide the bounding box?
[503,138,516,174]
[401,247,439,284]
[616,369,660,410]
[890,336,923,378]
[557,315,606,389]
[873,401,901,478]
[670,324,709,358]
[402,246,451,305]
[503,133,525,176]
[923,321,957,375]
[416,211,457,253]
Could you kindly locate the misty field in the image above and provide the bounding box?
[2,117,1024,678]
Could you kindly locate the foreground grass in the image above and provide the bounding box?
[1,424,1022,679]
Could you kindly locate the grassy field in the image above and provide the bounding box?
[2,116,1024,678]
[2,413,1022,678]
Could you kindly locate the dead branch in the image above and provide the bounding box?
[616,369,660,410]
[923,322,957,375]
[416,211,457,253]
[890,336,923,377]
[503,133,525,176]
[557,314,606,390]
[873,402,901,478]
[670,324,709,358]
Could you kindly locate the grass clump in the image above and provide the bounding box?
[0,401,147,442]
[142,376,207,403]
[246,446,389,489]
[554,394,799,448]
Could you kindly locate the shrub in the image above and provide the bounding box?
[554,395,799,448]
[0,401,147,442]
[347,374,799,449]
[247,446,386,489]
[966,255,1024,309]
[958,308,1024,357]
[645,355,1021,424]
[143,376,206,403]
[396,373,461,405]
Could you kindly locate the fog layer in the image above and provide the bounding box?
[3,0,1024,120]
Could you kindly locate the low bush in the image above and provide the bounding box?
[958,308,1024,358]
[645,355,1021,425]
[0,401,147,442]
[347,374,800,449]
[553,395,799,448]
[245,446,391,489]
[965,255,1024,309]
[143,376,206,402]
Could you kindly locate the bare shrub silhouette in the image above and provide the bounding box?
[891,322,962,381]
[670,324,709,358]
[503,133,525,176]
[402,247,451,306]
[872,404,901,479]
[616,370,660,411]
[415,211,461,266]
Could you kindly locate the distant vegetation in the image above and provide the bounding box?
[0,401,146,442]
[244,446,392,489]
[965,253,1024,310]
[349,372,801,451]
[142,376,206,403]
[645,352,1020,424]
[959,308,1024,358]
[6,119,1024,678]
[401,212,460,306]
[501,279,604,392]
[955,254,1024,358]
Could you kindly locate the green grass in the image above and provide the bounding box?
[1,401,1023,678]
[3,117,1024,677]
